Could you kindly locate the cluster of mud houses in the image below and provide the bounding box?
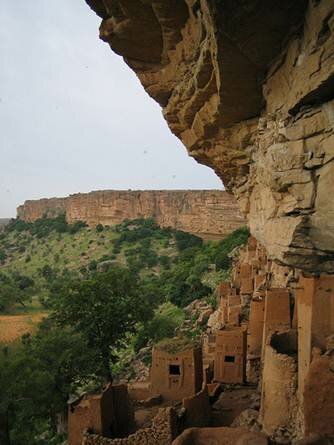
[68,237,334,444]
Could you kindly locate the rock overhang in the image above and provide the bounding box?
[84,0,334,273]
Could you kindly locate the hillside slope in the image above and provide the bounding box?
[0,215,249,315]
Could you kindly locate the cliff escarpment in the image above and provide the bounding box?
[17,190,244,239]
[85,0,334,273]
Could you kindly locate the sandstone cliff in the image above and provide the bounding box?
[85,0,334,273]
[17,190,244,239]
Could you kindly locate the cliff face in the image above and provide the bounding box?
[17,190,244,239]
[17,198,68,223]
[85,0,334,273]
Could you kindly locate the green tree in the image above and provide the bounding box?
[174,231,203,251]
[0,282,16,312]
[53,266,153,381]
[0,322,99,445]
[0,250,7,264]
[0,273,35,312]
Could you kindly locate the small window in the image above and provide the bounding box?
[224,355,235,363]
[169,364,181,375]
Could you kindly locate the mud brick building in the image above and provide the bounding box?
[262,288,291,356]
[248,298,265,357]
[150,343,203,401]
[214,327,247,384]
[296,275,334,437]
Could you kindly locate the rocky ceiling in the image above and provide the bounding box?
[85,0,334,273]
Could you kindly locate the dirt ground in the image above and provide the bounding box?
[0,313,47,343]
[211,386,258,426]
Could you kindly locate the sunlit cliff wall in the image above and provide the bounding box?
[17,190,244,239]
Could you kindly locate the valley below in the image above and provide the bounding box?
[0,213,250,445]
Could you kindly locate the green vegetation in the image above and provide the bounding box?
[0,216,248,313]
[155,336,199,354]
[53,267,153,380]
[6,214,87,238]
[0,216,249,444]
[0,272,35,312]
[0,321,100,445]
[134,302,185,351]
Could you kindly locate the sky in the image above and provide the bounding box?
[0,1,222,218]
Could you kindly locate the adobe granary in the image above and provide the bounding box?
[150,338,203,402]
[261,288,292,358]
[213,327,247,384]
[260,330,298,438]
[296,275,334,437]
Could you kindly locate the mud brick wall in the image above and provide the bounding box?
[82,407,178,445]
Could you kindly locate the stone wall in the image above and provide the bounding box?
[17,190,244,239]
[84,0,334,273]
[82,407,178,445]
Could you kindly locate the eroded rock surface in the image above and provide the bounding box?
[85,0,334,272]
[17,190,244,239]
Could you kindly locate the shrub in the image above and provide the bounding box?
[159,255,170,268]
[96,224,104,232]
[174,231,203,251]
[0,250,7,264]
[88,260,97,271]
[214,226,249,270]
[40,265,54,280]
[69,221,87,234]
[134,303,185,351]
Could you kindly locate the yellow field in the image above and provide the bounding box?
[0,313,47,344]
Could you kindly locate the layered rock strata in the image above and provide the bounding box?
[17,190,244,239]
[85,0,334,272]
